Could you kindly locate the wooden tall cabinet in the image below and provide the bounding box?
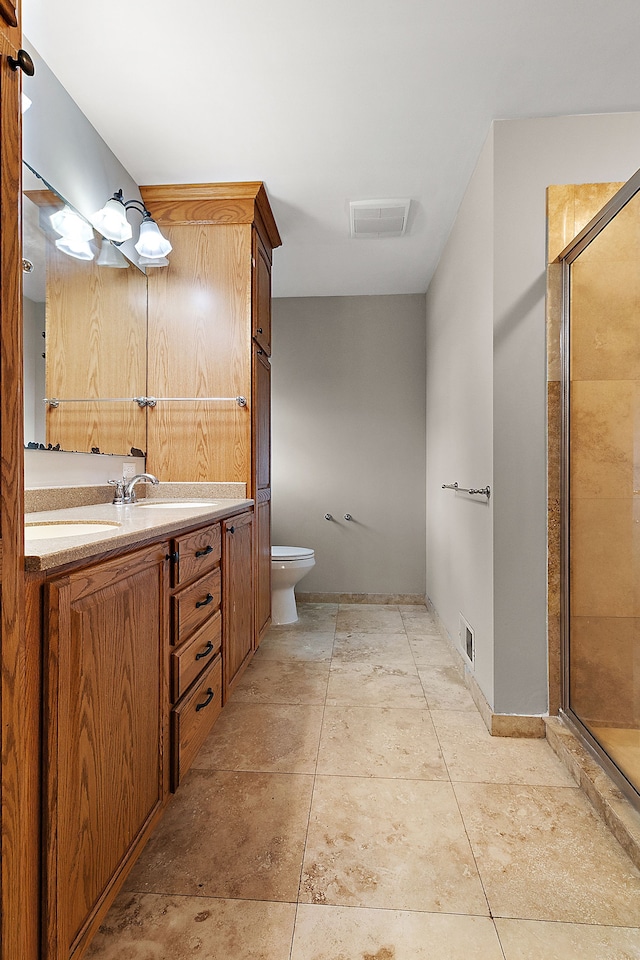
[0,7,40,960]
[141,182,281,648]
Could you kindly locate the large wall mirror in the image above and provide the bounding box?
[22,40,154,463]
[22,165,148,457]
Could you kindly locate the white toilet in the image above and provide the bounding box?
[271,545,315,625]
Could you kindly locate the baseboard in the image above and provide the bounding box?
[425,596,546,739]
[297,592,427,605]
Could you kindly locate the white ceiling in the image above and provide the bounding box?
[22,0,640,298]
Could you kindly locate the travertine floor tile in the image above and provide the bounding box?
[300,776,489,915]
[254,631,335,661]
[431,710,576,786]
[336,603,405,634]
[327,662,426,708]
[85,894,296,960]
[496,917,640,959]
[317,706,448,780]
[296,601,339,623]
[410,636,456,666]
[292,905,504,960]
[230,660,330,705]
[125,770,313,902]
[455,782,640,924]
[332,631,415,663]
[193,702,324,774]
[418,663,477,710]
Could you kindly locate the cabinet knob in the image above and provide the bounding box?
[195,592,214,609]
[8,49,35,76]
[195,688,215,711]
[256,327,263,334]
[228,525,235,534]
[195,544,213,558]
[166,551,179,563]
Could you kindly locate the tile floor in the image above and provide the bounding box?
[86,603,640,959]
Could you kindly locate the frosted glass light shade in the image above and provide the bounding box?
[97,238,129,268]
[134,218,172,259]
[138,255,169,268]
[55,237,95,261]
[50,205,94,241]
[93,197,133,243]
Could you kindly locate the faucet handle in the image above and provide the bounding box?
[108,479,126,503]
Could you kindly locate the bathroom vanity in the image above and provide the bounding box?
[25,496,254,960]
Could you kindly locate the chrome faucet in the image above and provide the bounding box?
[109,472,159,504]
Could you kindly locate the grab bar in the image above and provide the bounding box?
[442,482,491,500]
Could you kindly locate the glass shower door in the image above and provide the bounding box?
[566,186,640,798]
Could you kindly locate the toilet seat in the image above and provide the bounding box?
[271,545,314,562]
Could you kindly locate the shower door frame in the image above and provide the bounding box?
[559,166,640,809]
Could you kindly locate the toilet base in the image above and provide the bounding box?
[271,586,299,625]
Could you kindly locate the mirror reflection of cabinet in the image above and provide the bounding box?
[23,170,148,456]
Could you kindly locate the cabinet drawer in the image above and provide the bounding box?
[172,567,221,645]
[171,653,222,790]
[171,611,221,701]
[173,523,221,586]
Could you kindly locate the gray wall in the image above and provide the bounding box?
[426,111,640,715]
[271,295,426,597]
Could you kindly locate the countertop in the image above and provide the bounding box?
[24,498,253,572]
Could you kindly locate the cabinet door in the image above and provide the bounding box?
[255,495,271,646]
[253,344,271,491]
[252,230,272,356]
[223,512,254,699]
[44,545,169,960]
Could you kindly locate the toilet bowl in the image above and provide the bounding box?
[271,546,315,625]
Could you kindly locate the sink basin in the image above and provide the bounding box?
[135,500,221,509]
[25,521,121,540]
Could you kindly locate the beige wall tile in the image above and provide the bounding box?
[546,184,575,263]
[569,616,640,727]
[573,182,624,237]
[569,497,640,618]
[576,185,640,262]
[570,380,640,498]
[546,263,563,381]
[570,260,640,381]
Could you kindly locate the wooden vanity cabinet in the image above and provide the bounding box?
[43,542,170,960]
[169,521,224,790]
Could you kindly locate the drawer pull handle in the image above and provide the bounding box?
[195,641,214,661]
[196,688,215,711]
[195,593,214,609]
[195,544,214,558]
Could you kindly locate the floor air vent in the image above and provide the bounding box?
[349,199,411,238]
[459,614,475,665]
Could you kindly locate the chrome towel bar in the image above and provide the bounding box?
[45,396,247,408]
[442,482,491,499]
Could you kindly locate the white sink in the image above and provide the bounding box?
[135,500,221,509]
[25,521,121,540]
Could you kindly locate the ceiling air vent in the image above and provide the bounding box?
[349,199,411,239]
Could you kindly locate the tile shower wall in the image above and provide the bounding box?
[569,191,640,731]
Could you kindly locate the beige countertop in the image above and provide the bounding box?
[24,497,253,572]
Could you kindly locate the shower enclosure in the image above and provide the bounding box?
[560,169,640,806]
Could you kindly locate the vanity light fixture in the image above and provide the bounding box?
[97,238,129,268]
[93,189,172,262]
[49,205,97,260]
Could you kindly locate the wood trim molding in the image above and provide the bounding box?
[140,182,281,248]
